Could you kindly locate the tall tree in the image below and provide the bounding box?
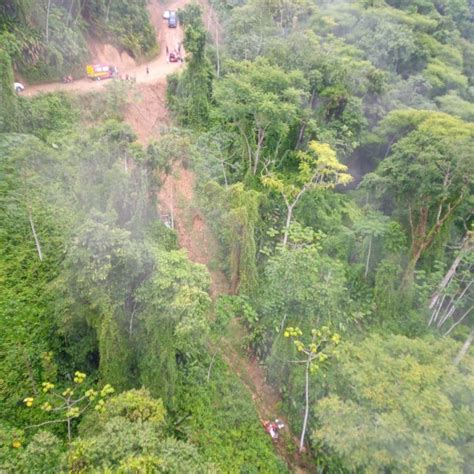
[363,110,474,285]
[262,141,352,247]
[213,58,306,174]
[170,3,212,128]
[284,326,340,452]
[353,210,390,278]
[204,181,261,295]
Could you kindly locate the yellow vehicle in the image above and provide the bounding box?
[86,64,118,81]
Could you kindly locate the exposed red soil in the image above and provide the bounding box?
[86,40,137,70]
[22,0,186,97]
[125,81,170,143]
[158,167,230,298]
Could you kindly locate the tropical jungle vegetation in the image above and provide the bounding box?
[1,0,473,472]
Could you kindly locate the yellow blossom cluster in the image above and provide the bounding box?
[73,371,86,384]
[85,388,97,400]
[42,382,55,393]
[294,340,305,352]
[284,327,303,338]
[95,399,106,412]
[41,402,52,412]
[62,388,74,397]
[66,407,80,418]
[23,397,34,407]
[100,384,114,397]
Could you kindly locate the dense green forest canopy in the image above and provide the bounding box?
[1,0,473,472]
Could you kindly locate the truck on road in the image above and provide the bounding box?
[86,64,118,80]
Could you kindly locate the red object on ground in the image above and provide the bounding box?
[262,420,279,440]
[169,52,180,63]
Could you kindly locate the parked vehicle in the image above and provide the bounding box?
[163,10,170,19]
[168,11,177,28]
[169,52,180,63]
[86,64,118,81]
[14,82,24,93]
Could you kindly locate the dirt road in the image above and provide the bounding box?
[22,0,187,97]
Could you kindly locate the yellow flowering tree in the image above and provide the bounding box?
[284,326,341,452]
[262,141,352,247]
[23,371,114,443]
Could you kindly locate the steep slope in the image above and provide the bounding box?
[19,1,312,470]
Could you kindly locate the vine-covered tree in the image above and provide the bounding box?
[213,58,306,174]
[364,110,474,285]
[262,141,352,247]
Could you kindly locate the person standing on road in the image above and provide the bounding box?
[146,66,149,74]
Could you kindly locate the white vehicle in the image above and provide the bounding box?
[14,82,24,93]
[163,10,170,19]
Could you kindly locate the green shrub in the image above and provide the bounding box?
[176,360,288,473]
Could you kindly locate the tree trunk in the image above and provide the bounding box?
[295,88,317,150]
[364,235,372,279]
[215,21,220,78]
[73,0,83,26]
[66,396,72,443]
[105,0,112,22]
[401,250,422,288]
[45,0,52,43]
[403,198,463,288]
[128,306,137,337]
[207,345,221,382]
[437,281,473,329]
[238,124,253,170]
[299,358,311,452]
[444,305,473,336]
[221,161,228,187]
[252,128,265,174]
[230,241,241,294]
[66,0,75,26]
[454,328,474,366]
[401,206,429,287]
[282,204,294,248]
[430,235,471,310]
[28,209,43,261]
[22,348,38,396]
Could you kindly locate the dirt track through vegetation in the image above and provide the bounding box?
[23,0,186,97]
[25,1,311,470]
